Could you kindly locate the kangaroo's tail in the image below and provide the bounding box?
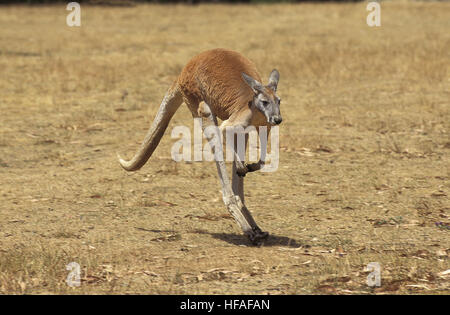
[118,83,183,171]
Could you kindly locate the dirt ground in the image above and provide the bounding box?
[0,2,449,294]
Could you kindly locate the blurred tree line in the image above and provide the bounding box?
[0,0,364,4]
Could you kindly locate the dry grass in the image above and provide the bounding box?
[0,2,449,294]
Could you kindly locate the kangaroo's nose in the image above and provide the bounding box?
[274,116,283,125]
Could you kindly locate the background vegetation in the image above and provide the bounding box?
[0,1,448,294]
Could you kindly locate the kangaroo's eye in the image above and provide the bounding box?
[261,101,269,107]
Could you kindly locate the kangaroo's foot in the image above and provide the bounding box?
[246,227,269,245]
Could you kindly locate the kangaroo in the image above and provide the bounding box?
[118,48,282,245]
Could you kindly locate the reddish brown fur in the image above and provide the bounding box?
[177,48,264,124]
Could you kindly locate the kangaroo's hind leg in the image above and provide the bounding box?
[201,103,268,244]
[232,135,247,203]
[231,134,269,242]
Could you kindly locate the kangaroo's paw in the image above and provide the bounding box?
[236,162,261,177]
[236,162,248,177]
[246,227,269,246]
[245,162,263,173]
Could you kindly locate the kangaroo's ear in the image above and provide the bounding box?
[267,69,280,92]
[242,72,263,94]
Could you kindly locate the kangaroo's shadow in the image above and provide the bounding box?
[194,230,304,247]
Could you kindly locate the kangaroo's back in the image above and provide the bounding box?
[178,48,262,120]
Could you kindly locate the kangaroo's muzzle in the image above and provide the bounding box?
[269,115,283,125]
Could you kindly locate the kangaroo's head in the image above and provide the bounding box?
[242,69,281,125]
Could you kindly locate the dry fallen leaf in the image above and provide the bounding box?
[335,246,346,256]
[405,284,431,290]
[375,280,402,293]
[438,269,450,278]
[317,284,336,294]
[411,249,429,258]
[143,271,159,277]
